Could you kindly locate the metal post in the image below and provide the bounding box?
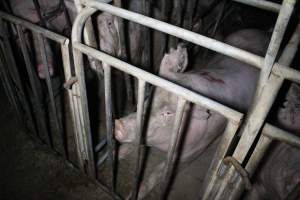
[16,25,50,144]
[232,0,281,13]
[37,33,66,156]
[160,98,187,199]
[103,62,116,191]
[132,79,146,200]
[208,3,298,197]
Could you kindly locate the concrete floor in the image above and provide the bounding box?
[0,81,218,200]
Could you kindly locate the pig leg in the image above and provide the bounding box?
[32,33,55,79]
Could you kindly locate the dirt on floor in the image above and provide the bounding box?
[0,80,219,200]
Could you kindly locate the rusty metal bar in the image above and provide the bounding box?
[103,62,116,191]
[16,25,51,144]
[160,98,187,199]
[37,33,66,156]
[232,0,281,13]
[132,79,146,200]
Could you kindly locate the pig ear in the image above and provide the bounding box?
[176,43,188,73]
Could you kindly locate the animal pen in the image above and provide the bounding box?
[0,0,300,199]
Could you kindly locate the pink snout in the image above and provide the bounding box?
[37,63,54,79]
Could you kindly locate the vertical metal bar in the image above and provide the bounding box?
[0,19,35,133]
[201,120,240,199]
[103,62,116,191]
[16,25,50,143]
[37,33,66,156]
[61,41,85,168]
[209,6,299,198]
[72,46,96,177]
[229,134,272,200]
[132,79,146,200]
[258,0,295,92]
[0,45,21,118]
[160,97,187,199]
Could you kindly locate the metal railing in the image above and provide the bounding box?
[71,0,300,199]
[0,0,299,199]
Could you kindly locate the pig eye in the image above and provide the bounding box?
[108,21,112,26]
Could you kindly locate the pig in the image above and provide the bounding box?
[114,29,270,199]
[9,0,70,79]
[245,83,300,200]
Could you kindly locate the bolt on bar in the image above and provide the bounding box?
[160,98,187,199]
[132,79,146,200]
[83,0,300,84]
[103,62,116,191]
[16,24,51,144]
[232,0,281,13]
[38,33,67,156]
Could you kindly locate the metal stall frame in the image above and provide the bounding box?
[0,0,299,199]
[71,0,300,199]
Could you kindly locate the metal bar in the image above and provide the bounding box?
[83,0,300,84]
[72,46,96,177]
[0,11,66,44]
[0,45,22,119]
[74,0,111,74]
[258,0,296,92]
[16,25,51,144]
[103,62,116,191]
[61,41,86,169]
[84,0,262,68]
[73,41,243,123]
[132,79,146,200]
[232,0,281,13]
[160,98,187,199]
[263,124,300,148]
[229,133,272,200]
[210,7,299,198]
[97,151,108,166]
[95,139,107,153]
[201,121,240,199]
[37,33,66,156]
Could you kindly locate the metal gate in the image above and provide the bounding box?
[1,0,300,199]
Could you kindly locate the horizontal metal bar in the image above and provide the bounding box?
[0,11,67,44]
[232,0,281,13]
[84,0,262,68]
[83,0,300,84]
[263,124,300,149]
[73,42,243,123]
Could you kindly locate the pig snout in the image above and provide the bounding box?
[37,63,54,79]
[115,118,136,143]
